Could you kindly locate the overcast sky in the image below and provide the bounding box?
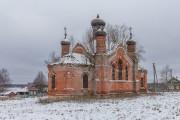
[0,0,180,84]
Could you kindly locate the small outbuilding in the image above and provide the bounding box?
[28,86,39,96]
[167,77,180,91]
[1,91,16,98]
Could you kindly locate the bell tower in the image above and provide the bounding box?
[91,15,109,94]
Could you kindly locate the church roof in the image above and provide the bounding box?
[60,53,92,65]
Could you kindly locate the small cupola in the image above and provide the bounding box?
[61,27,70,45]
[95,29,107,37]
[126,27,136,53]
[61,27,71,57]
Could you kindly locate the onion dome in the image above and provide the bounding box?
[61,38,70,45]
[91,14,106,26]
[61,27,70,45]
[95,29,107,36]
[126,40,136,45]
[126,27,136,45]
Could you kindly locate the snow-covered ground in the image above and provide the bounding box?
[0,92,180,120]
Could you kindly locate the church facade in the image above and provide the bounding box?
[48,15,148,96]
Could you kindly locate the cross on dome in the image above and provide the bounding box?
[64,27,67,39]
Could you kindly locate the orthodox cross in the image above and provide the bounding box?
[129,27,133,39]
[64,27,67,39]
[97,14,99,18]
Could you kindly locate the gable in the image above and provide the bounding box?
[72,43,94,62]
[73,43,86,55]
[109,46,133,66]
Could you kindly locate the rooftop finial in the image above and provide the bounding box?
[97,14,99,18]
[64,27,67,39]
[129,27,133,39]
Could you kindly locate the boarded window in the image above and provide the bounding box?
[141,78,144,87]
[126,65,128,80]
[52,75,55,89]
[83,74,88,88]
[65,71,74,88]
[118,59,122,80]
[112,64,115,80]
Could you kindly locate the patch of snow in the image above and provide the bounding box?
[62,38,69,42]
[2,87,28,95]
[51,53,92,65]
[0,92,180,120]
[9,87,28,93]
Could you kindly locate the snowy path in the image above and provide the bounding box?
[0,92,180,120]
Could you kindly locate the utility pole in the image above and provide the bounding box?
[170,69,173,92]
[153,63,156,92]
[170,69,173,79]
[155,64,159,92]
[153,63,159,92]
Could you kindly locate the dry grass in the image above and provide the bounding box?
[38,92,162,104]
[0,96,16,101]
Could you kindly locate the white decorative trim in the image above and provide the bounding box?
[95,65,110,67]
[140,87,145,89]
[95,79,99,82]
[109,80,133,83]
[63,88,74,90]
[124,54,133,65]
[81,88,89,90]
[136,80,140,82]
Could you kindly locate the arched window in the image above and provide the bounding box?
[52,75,55,89]
[141,78,144,87]
[126,65,128,80]
[83,74,88,88]
[112,64,115,80]
[118,59,122,80]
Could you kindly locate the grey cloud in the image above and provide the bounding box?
[0,0,180,83]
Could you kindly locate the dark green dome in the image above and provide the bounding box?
[91,14,106,26]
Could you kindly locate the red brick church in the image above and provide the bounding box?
[48,15,148,96]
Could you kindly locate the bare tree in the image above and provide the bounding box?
[106,24,129,44]
[82,24,145,62]
[33,71,47,92]
[136,45,145,62]
[82,24,130,53]
[44,51,60,65]
[0,68,11,92]
[82,28,94,53]
[69,35,75,54]
[160,65,171,83]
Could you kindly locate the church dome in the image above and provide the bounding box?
[91,14,106,26]
[126,40,136,45]
[61,38,70,45]
[61,27,70,45]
